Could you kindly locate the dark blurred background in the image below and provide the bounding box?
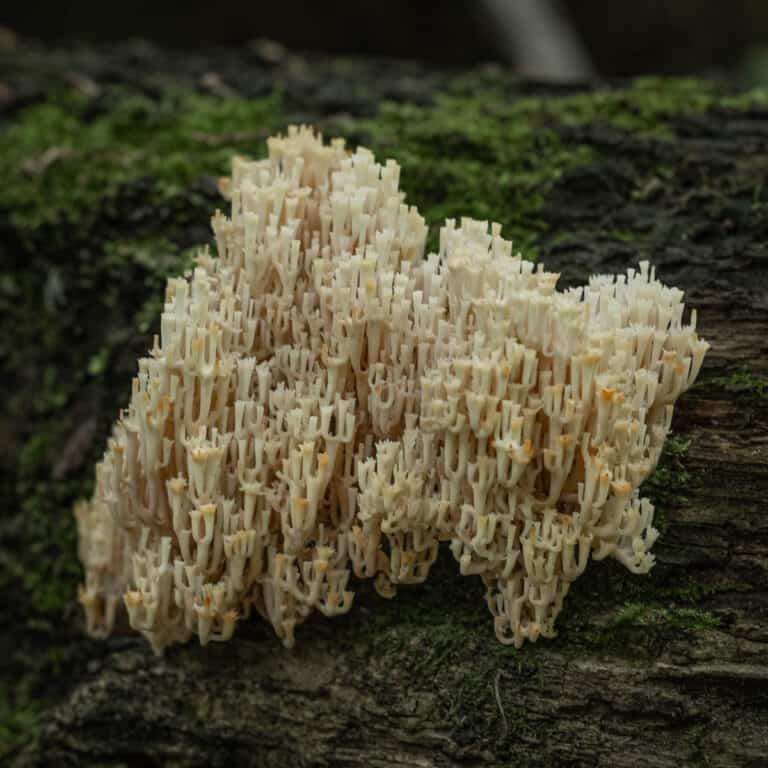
[3,0,768,83]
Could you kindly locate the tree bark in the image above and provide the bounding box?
[2,39,767,768]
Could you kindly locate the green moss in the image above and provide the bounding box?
[711,366,768,400]
[0,89,283,246]
[444,72,721,127]
[574,602,721,651]
[611,602,720,631]
[542,76,718,135]
[554,556,745,654]
[592,602,720,646]
[606,229,638,242]
[719,87,768,110]
[579,594,721,656]
[5,471,91,618]
[0,684,39,760]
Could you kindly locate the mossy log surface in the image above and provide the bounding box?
[1,39,767,768]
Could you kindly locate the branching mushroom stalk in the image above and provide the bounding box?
[75,126,709,653]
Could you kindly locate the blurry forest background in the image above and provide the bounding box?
[4,0,768,83]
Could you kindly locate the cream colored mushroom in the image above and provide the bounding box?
[75,126,708,653]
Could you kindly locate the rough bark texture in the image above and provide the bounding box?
[1,38,767,768]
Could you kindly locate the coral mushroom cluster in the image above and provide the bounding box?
[75,126,709,652]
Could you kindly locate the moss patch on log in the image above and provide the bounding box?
[711,366,768,400]
[0,90,283,245]
[1,60,762,760]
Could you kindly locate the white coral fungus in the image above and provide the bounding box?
[75,126,709,652]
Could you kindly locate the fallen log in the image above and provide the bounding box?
[1,38,766,768]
